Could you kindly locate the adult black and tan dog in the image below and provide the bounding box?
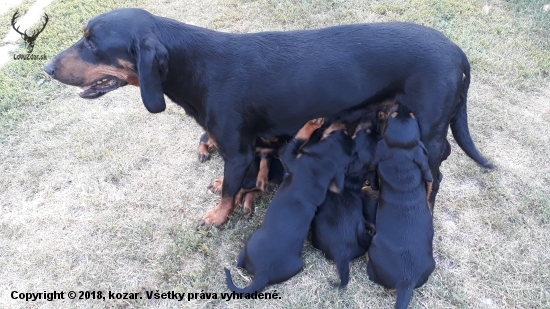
[310,124,379,288]
[225,119,353,293]
[44,8,492,227]
[367,105,435,309]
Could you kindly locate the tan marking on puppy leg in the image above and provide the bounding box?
[242,190,262,219]
[296,118,324,140]
[208,176,224,194]
[256,157,269,191]
[234,188,254,208]
[321,122,346,140]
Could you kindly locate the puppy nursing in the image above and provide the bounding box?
[225,119,353,293]
[223,104,436,308]
[367,104,435,309]
[310,124,379,288]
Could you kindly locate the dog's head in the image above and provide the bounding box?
[43,8,168,113]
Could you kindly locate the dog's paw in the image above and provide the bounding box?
[199,207,228,228]
[197,143,211,162]
[207,176,224,194]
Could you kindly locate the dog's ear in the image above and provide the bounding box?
[136,35,168,113]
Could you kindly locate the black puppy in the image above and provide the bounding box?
[225,119,353,293]
[366,105,435,309]
[203,134,289,217]
[206,134,290,193]
[232,153,286,218]
[310,124,379,288]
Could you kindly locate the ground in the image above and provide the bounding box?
[0,0,549,308]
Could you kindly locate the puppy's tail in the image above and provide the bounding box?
[450,52,494,169]
[224,267,268,294]
[395,285,414,309]
[334,259,350,288]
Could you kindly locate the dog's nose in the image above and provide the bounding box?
[43,61,55,76]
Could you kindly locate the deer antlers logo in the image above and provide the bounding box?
[11,10,49,53]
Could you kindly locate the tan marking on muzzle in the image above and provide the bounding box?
[54,48,139,86]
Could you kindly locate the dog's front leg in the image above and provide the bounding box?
[200,144,254,227]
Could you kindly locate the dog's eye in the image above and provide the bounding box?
[85,39,96,50]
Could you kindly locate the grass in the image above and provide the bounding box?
[0,0,549,308]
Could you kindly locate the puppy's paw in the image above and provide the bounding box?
[243,205,254,220]
[208,176,224,194]
[308,118,325,128]
[242,191,261,219]
[256,177,268,192]
[296,118,324,140]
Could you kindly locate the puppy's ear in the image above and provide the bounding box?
[136,35,168,113]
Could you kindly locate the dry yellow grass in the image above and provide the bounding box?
[0,0,549,308]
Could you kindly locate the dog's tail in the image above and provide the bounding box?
[395,285,414,309]
[224,267,268,294]
[450,51,494,169]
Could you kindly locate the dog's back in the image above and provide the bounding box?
[367,106,435,309]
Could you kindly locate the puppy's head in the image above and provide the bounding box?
[382,104,421,149]
[44,8,168,113]
[348,122,380,174]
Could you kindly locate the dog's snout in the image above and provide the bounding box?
[43,61,55,76]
